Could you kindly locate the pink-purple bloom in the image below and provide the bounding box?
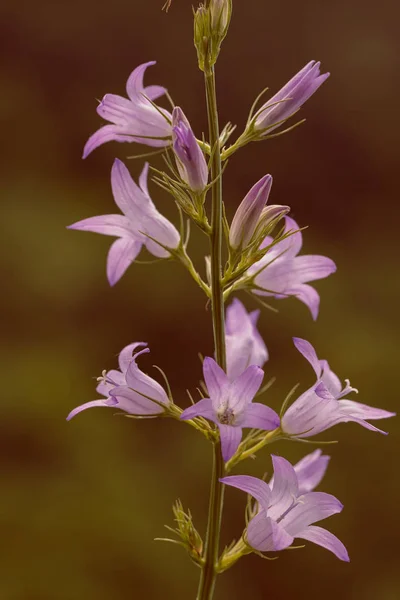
[270,449,330,495]
[254,61,330,134]
[229,175,288,250]
[67,343,170,420]
[281,337,395,437]
[247,216,336,320]
[83,61,172,159]
[68,158,180,286]
[172,107,208,192]
[221,454,349,561]
[225,298,268,380]
[180,357,279,461]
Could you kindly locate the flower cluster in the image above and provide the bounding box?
[67,2,394,594]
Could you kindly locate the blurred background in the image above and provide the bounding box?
[1,0,399,598]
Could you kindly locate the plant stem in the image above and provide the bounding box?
[196,66,226,600]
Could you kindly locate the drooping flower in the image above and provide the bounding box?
[269,449,330,495]
[172,107,208,192]
[221,454,349,561]
[67,343,170,420]
[225,298,268,380]
[253,61,330,135]
[180,357,279,461]
[247,216,336,320]
[83,62,172,159]
[281,337,395,437]
[229,174,288,250]
[68,159,180,286]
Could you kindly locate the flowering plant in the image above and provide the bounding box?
[67,1,394,598]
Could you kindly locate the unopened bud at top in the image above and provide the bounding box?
[230,175,284,250]
[210,0,231,36]
[194,0,232,71]
[172,107,208,193]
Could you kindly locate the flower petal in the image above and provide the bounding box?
[97,93,138,125]
[203,357,229,407]
[107,237,142,286]
[281,386,340,438]
[125,354,169,407]
[229,365,264,411]
[96,369,126,397]
[247,511,294,552]
[291,254,337,284]
[293,337,322,378]
[142,209,180,257]
[83,124,138,159]
[280,492,343,536]
[339,399,395,422]
[126,61,157,101]
[139,162,150,197]
[144,85,167,101]
[294,450,330,495]
[111,158,150,219]
[218,424,242,462]
[110,385,165,415]
[287,283,320,320]
[239,403,280,430]
[225,299,268,380]
[296,525,349,561]
[67,214,131,237]
[268,456,299,521]
[320,360,342,396]
[118,343,148,373]
[66,399,115,421]
[180,398,216,422]
[220,475,271,511]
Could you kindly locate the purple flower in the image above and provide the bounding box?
[172,107,208,192]
[221,455,349,561]
[225,298,268,380]
[247,216,336,320]
[269,449,330,495]
[68,158,180,286]
[281,337,395,437]
[254,61,330,135]
[83,61,172,159]
[229,175,289,250]
[67,343,170,420]
[180,357,279,461]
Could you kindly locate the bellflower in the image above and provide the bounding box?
[180,357,280,461]
[247,216,336,320]
[172,107,208,192]
[67,343,170,420]
[68,159,180,286]
[281,337,395,437]
[229,175,289,250]
[269,449,330,495]
[83,61,172,159]
[221,455,349,561]
[254,61,330,135]
[225,298,268,380]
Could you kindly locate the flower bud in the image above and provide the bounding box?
[172,107,208,192]
[210,0,231,36]
[229,175,273,250]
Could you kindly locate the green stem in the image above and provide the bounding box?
[196,66,226,600]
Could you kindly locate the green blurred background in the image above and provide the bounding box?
[1,0,399,598]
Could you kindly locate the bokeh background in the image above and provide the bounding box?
[1,0,399,598]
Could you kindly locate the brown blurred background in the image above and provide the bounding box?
[1,0,399,598]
